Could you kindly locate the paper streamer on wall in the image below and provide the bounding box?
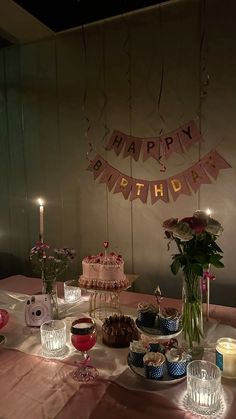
[87,150,231,204]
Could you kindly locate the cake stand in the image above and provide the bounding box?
[79,275,137,321]
[87,288,124,320]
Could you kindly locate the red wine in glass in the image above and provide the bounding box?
[71,317,98,382]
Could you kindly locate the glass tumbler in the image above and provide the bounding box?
[64,279,81,303]
[187,360,221,415]
[40,320,67,358]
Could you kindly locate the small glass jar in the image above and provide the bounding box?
[216,337,236,378]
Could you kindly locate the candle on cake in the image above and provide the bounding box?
[103,241,109,259]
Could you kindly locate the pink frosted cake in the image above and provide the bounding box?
[79,252,129,290]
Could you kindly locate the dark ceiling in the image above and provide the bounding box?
[13,0,168,32]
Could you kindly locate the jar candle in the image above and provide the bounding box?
[40,320,67,358]
[187,360,221,415]
[64,279,81,303]
[216,337,236,378]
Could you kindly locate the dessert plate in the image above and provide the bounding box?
[127,355,186,385]
[135,319,182,339]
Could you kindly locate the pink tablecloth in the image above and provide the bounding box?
[0,275,236,419]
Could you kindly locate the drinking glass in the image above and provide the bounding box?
[71,317,98,382]
[0,309,9,344]
[187,360,221,415]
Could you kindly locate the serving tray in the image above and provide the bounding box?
[135,318,182,340]
[127,354,186,385]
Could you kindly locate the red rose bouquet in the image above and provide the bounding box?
[162,211,224,349]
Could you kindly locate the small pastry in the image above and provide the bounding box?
[137,302,157,327]
[143,352,166,380]
[166,347,191,377]
[159,307,181,333]
[129,340,149,367]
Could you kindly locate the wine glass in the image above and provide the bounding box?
[0,309,9,344]
[71,317,98,382]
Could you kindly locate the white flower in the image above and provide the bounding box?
[172,222,194,241]
[205,218,223,236]
[193,210,209,221]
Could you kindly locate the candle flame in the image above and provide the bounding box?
[206,208,212,216]
[37,198,44,206]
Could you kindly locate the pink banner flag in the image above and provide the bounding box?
[149,180,169,204]
[178,120,203,151]
[87,154,107,179]
[161,132,183,160]
[201,150,231,179]
[130,179,149,203]
[98,164,120,191]
[184,162,212,193]
[105,130,127,156]
[168,173,192,201]
[113,174,133,200]
[142,139,160,161]
[123,137,142,161]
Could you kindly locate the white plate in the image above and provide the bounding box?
[135,319,182,340]
[128,355,186,385]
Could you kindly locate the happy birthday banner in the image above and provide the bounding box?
[87,150,231,204]
[105,120,203,162]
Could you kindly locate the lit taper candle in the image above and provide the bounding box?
[37,198,44,243]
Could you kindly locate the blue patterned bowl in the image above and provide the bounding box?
[129,350,146,367]
[159,316,180,334]
[144,363,165,380]
[137,311,156,328]
[143,352,166,380]
[167,360,187,377]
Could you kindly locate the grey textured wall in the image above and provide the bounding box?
[0,0,235,306]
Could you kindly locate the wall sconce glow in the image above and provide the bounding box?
[206,208,212,216]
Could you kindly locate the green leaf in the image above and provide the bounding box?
[171,259,181,275]
[211,241,223,253]
[190,264,203,276]
[209,254,223,264]
[212,260,224,268]
[193,253,209,264]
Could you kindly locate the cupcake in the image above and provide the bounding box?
[137,302,157,327]
[143,352,166,380]
[129,340,149,367]
[166,347,191,377]
[159,307,180,334]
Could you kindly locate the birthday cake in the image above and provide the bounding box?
[79,242,129,290]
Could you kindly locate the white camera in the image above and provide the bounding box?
[25,295,52,327]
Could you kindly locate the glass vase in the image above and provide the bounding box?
[201,264,211,326]
[42,275,59,320]
[182,269,203,356]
